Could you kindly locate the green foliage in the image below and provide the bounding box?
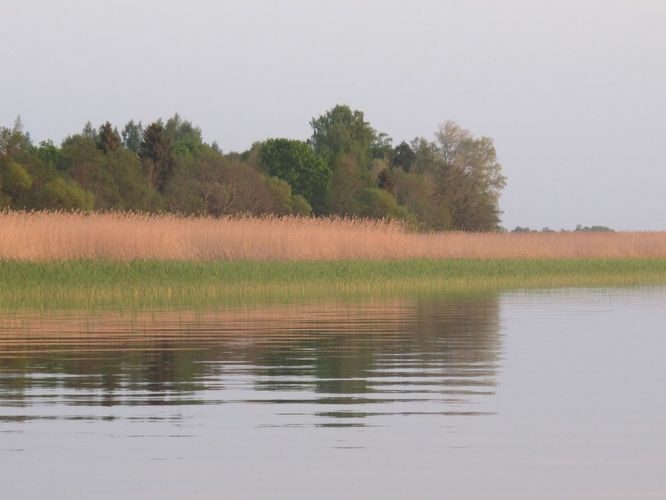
[325,155,366,216]
[36,177,94,210]
[1,162,33,208]
[140,121,175,192]
[575,224,614,232]
[0,118,32,158]
[310,105,376,166]
[4,162,33,192]
[266,176,313,216]
[35,140,60,168]
[102,148,162,211]
[384,168,452,230]
[259,138,330,213]
[59,134,130,210]
[121,120,143,152]
[400,123,506,231]
[357,187,415,224]
[0,109,507,231]
[0,127,93,211]
[82,121,97,140]
[391,141,416,172]
[0,165,8,208]
[59,135,103,185]
[371,132,393,161]
[290,194,312,216]
[0,122,36,208]
[165,114,204,157]
[97,122,122,153]
[512,225,614,233]
[435,122,506,231]
[164,147,303,217]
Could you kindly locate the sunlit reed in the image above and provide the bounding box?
[2,211,666,261]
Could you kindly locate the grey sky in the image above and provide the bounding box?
[2,0,665,230]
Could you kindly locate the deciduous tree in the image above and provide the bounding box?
[309,105,376,166]
[259,138,330,213]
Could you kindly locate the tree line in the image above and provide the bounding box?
[0,105,506,231]
[512,225,613,233]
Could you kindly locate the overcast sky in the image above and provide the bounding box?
[2,0,665,230]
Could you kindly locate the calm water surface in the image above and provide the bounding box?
[1,288,665,499]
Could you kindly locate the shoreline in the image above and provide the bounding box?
[2,258,666,310]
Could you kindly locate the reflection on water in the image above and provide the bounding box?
[4,289,666,499]
[0,297,501,427]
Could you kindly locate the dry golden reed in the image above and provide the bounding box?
[2,211,666,261]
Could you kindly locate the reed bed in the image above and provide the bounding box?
[1,211,666,261]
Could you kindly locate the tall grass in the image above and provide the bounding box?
[2,211,666,261]
[2,259,666,310]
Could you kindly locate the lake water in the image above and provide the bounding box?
[1,288,665,499]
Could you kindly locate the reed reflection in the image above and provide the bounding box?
[0,295,501,426]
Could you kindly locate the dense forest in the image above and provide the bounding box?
[0,105,506,231]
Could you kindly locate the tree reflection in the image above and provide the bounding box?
[0,295,501,421]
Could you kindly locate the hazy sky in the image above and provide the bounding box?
[2,0,665,230]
